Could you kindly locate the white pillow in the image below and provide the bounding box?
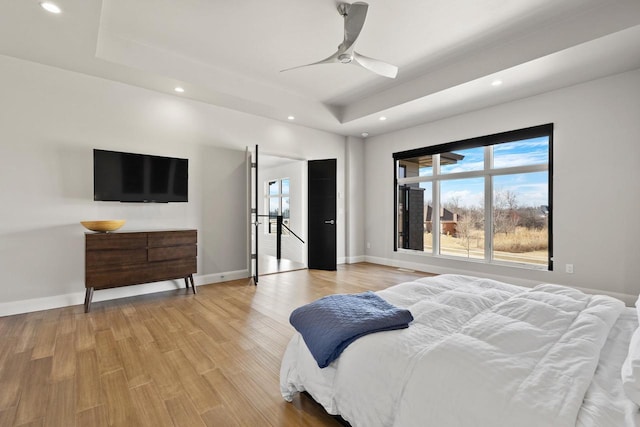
[622,326,640,405]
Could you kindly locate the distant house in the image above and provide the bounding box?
[425,205,459,236]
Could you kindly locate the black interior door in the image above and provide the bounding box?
[308,159,337,270]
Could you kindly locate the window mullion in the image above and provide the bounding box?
[484,146,493,261]
[432,154,440,256]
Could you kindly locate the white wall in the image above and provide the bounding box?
[257,160,306,264]
[0,54,347,315]
[200,146,248,275]
[364,69,640,302]
[346,136,366,263]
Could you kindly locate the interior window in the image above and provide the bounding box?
[266,178,290,235]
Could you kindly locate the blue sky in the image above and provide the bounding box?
[419,137,549,208]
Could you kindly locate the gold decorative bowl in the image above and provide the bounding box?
[81,220,126,233]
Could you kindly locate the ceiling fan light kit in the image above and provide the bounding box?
[282,2,398,79]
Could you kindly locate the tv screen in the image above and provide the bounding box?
[94,149,188,202]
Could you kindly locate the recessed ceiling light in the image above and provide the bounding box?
[361,132,369,138]
[379,116,387,121]
[491,79,503,87]
[174,87,185,93]
[40,2,62,14]
[287,115,295,120]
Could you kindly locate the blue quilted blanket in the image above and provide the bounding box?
[289,291,414,368]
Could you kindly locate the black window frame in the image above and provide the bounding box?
[392,123,554,270]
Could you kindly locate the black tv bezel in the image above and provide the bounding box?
[93,149,189,203]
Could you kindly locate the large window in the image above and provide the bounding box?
[394,124,553,270]
[266,178,290,234]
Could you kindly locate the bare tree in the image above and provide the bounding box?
[518,206,547,230]
[456,207,481,257]
[445,196,460,213]
[494,189,519,236]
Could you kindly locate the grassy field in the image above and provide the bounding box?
[424,227,549,265]
[493,227,548,253]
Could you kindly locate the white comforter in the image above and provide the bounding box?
[280,274,628,427]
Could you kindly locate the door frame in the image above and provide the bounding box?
[247,145,259,284]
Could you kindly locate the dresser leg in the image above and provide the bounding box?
[84,287,94,313]
[189,274,196,294]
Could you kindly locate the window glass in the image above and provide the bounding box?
[397,182,431,251]
[281,179,290,195]
[493,137,549,169]
[268,180,279,196]
[399,156,432,178]
[492,172,549,265]
[282,197,290,218]
[440,147,484,174]
[439,178,484,259]
[397,186,405,250]
[421,182,433,252]
[269,197,279,216]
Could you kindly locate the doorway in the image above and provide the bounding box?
[258,154,307,275]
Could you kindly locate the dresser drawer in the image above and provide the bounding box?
[148,245,197,262]
[86,248,147,266]
[146,259,197,283]
[86,258,196,289]
[148,230,197,248]
[86,262,150,289]
[86,232,147,251]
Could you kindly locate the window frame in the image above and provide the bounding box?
[393,124,554,270]
[265,178,290,235]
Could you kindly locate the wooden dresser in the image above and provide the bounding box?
[84,229,197,312]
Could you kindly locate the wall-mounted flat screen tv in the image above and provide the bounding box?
[94,149,188,202]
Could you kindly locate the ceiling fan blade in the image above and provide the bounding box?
[282,2,399,78]
[280,51,341,73]
[340,2,368,53]
[353,51,398,78]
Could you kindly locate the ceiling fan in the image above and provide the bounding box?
[282,2,398,79]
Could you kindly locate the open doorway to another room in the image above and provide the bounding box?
[258,154,306,275]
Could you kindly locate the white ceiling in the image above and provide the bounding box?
[2,0,640,137]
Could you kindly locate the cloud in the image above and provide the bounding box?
[493,182,548,207]
[441,189,484,208]
[441,160,484,174]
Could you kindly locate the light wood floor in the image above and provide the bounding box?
[258,254,306,276]
[0,263,432,427]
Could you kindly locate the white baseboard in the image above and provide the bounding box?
[195,269,249,286]
[364,256,637,306]
[345,255,365,264]
[0,269,249,317]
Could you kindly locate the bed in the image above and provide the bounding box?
[280,274,640,427]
